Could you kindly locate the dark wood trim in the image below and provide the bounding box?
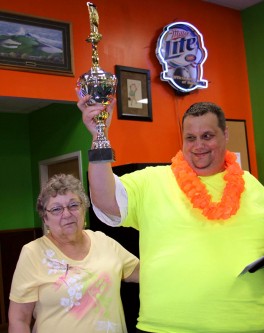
[0,323,8,331]
[0,244,5,327]
[0,227,42,326]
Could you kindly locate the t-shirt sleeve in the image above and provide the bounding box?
[106,235,139,280]
[9,244,39,303]
[92,174,128,226]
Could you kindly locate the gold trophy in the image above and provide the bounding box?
[77,2,117,162]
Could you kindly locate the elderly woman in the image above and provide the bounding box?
[8,174,139,333]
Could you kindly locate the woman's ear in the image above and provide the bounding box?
[43,217,49,229]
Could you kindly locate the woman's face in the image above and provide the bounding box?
[44,191,85,238]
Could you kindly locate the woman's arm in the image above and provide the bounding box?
[8,300,35,333]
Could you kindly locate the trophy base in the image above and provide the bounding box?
[88,148,115,163]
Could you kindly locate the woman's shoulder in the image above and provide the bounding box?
[85,229,120,248]
[19,235,48,259]
[22,235,59,255]
[85,229,109,241]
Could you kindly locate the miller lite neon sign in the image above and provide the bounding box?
[156,22,208,93]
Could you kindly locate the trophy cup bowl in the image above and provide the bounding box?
[77,2,117,163]
[77,67,117,109]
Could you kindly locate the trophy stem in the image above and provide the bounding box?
[89,119,115,162]
[89,105,115,162]
[92,122,111,149]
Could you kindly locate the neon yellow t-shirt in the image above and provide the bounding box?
[121,166,264,333]
[9,230,139,333]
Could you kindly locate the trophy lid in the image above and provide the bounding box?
[77,2,117,104]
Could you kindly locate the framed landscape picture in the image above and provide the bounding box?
[0,11,73,75]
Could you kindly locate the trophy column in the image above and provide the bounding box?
[77,2,117,163]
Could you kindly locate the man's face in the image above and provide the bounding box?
[182,113,228,176]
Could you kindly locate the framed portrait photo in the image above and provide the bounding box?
[115,65,152,121]
[0,11,74,76]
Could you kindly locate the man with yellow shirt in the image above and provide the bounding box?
[78,96,264,333]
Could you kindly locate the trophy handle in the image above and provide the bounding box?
[86,2,102,69]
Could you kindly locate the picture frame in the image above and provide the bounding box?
[226,119,250,171]
[0,11,74,76]
[115,65,152,121]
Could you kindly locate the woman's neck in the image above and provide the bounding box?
[47,230,91,260]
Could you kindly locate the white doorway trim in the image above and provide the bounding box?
[39,151,83,186]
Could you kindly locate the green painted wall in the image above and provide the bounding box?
[29,103,92,228]
[0,113,34,230]
[242,3,264,185]
[0,103,92,231]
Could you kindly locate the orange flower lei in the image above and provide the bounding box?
[171,150,245,221]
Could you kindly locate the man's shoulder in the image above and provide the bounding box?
[123,164,171,176]
[243,170,264,190]
[120,164,172,184]
[243,170,262,182]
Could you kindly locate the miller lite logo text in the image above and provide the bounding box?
[156,22,208,93]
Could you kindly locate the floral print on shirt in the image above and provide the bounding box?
[41,248,112,319]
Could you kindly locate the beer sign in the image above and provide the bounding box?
[156,22,208,94]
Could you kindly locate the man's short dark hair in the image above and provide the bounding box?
[182,102,226,132]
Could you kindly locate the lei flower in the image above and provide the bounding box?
[171,150,245,221]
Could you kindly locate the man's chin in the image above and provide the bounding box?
[192,163,214,176]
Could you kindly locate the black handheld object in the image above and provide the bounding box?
[239,256,264,276]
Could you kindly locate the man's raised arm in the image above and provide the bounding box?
[89,162,120,216]
[77,93,120,216]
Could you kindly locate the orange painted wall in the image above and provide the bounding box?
[0,0,258,176]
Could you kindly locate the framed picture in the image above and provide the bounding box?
[115,65,152,121]
[226,119,250,171]
[0,11,73,76]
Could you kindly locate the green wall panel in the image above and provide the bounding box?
[242,3,264,185]
[0,113,34,230]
